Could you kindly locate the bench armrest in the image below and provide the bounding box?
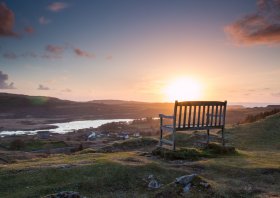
[159,114,174,119]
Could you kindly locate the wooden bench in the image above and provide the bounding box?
[159,101,227,150]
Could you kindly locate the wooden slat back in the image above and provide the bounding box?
[174,101,227,129]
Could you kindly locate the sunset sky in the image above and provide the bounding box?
[0,0,279,104]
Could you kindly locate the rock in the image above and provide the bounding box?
[199,181,210,188]
[146,174,162,189]
[148,179,162,189]
[148,174,154,180]
[42,191,85,198]
[175,174,197,186]
[183,183,191,193]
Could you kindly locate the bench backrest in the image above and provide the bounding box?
[173,101,227,131]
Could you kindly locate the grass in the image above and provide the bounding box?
[0,114,280,197]
[226,113,280,151]
[96,137,158,152]
[0,152,187,198]
[23,140,67,151]
[152,143,237,160]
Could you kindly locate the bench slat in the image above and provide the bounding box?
[193,105,196,127]
[188,105,192,128]
[202,105,205,127]
[183,105,187,128]
[178,105,182,128]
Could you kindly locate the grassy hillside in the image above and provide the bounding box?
[226,113,280,150]
[0,114,279,197]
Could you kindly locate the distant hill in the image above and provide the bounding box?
[0,93,173,119]
[0,93,278,123]
[90,100,148,105]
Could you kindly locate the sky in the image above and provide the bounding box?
[0,0,280,104]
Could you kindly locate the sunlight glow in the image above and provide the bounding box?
[164,77,202,102]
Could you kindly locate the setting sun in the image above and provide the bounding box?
[164,77,203,102]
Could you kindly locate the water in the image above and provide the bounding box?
[0,119,133,136]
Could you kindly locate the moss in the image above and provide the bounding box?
[204,143,237,155]
[152,143,237,160]
[97,137,158,153]
[152,147,207,160]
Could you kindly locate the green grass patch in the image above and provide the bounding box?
[152,147,207,160]
[97,137,158,153]
[9,140,68,151]
[152,143,237,160]
[0,158,185,198]
[227,113,280,151]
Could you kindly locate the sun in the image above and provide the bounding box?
[164,77,203,102]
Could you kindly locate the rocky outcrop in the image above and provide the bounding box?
[42,191,85,198]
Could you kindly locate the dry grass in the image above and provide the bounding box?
[0,114,279,197]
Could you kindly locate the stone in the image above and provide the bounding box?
[148,174,154,180]
[42,191,85,198]
[183,183,191,193]
[175,174,197,186]
[148,179,162,189]
[199,181,210,188]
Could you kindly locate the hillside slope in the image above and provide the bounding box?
[0,115,280,197]
[227,113,280,151]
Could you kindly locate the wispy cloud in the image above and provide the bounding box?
[38,84,50,90]
[0,70,15,89]
[271,92,280,97]
[24,26,34,34]
[74,48,95,58]
[39,16,51,25]
[62,88,71,92]
[46,45,64,55]
[47,2,68,12]
[106,55,113,60]
[0,3,17,37]
[225,0,280,45]
[3,52,17,59]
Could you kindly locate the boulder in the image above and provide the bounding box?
[175,174,197,186]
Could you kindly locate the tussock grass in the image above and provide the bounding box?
[1,114,280,197]
[0,153,186,198]
[227,113,280,151]
[152,143,237,161]
[97,137,158,153]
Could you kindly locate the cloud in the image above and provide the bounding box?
[0,71,15,89]
[24,26,34,34]
[74,48,95,58]
[271,92,280,97]
[39,16,51,25]
[0,3,17,37]
[225,0,280,45]
[46,45,64,55]
[38,84,50,90]
[62,88,71,92]
[47,2,68,12]
[106,55,113,60]
[3,49,65,60]
[3,52,17,59]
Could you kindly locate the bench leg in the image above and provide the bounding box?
[207,129,210,145]
[222,127,225,146]
[172,130,176,151]
[159,117,163,147]
[159,129,163,147]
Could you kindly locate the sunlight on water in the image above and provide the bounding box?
[0,119,133,136]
